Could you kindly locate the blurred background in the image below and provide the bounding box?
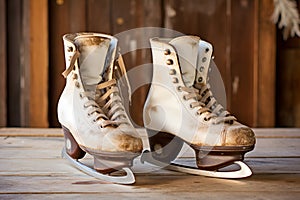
[0,0,300,128]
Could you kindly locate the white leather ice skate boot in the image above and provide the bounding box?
[58,33,143,184]
[142,36,255,178]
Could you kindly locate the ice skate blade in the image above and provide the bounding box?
[166,161,252,179]
[141,150,252,179]
[62,148,135,185]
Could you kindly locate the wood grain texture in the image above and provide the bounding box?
[5,0,50,127]
[0,0,287,128]
[230,0,256,126]
[277,49,300,127]
[256,0,276,127]
[29,0,49,127]
[46,0,279,128]
[0,0,6,127]
[1,192,300,200]
[0,128,299,199]
[7,0,21,126]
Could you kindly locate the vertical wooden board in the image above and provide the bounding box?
[230,0,255,126]
[6,0,22,126]
[29,0,49,127]
[86,0,111,34]
[0,0,6,127]
[21,0,31,126]
[257,0,276,127]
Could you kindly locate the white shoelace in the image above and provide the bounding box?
[195,83,236,124]
[63,51,131,128]
[180,84,236,124]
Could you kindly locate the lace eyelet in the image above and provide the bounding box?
[189,104,193,109]
[198,77,203,83]
[183,95,187,101]
[67,46,73,52]
[75,81,80,88]
[166,59,173,65]
[164,49,171,55]
[99,125,103,129]
[72,73,78,80]
[169,69,176,75]
[172,77,179,83]
[177,86,182,91]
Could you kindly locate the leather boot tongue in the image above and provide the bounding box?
[169,36,200,87]
[75,36,111,86]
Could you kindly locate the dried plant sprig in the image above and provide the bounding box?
[272,0,300,40]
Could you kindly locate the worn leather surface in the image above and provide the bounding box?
[58,33,142,153]
[144,36,255,147]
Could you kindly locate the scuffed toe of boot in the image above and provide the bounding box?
[225,126,256,146]
[117,133,143,153]
[101,126,143,153]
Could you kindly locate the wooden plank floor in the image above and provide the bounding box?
[0,128,300,199]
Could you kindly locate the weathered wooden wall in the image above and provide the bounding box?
[4,0,48,127]
[47,0,276,128]
[4,0,299,128]
[257,0,277,127]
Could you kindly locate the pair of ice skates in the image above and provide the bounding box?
[58,33,256,184]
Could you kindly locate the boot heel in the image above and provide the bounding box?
[62,126,86,159]
[146,129,184,164]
